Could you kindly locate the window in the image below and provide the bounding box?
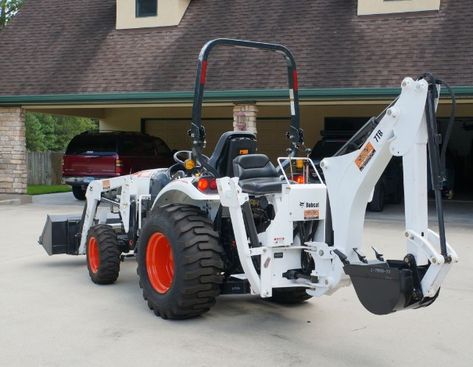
[136,0,157,18]
[117,0,190,30]
[358,0,440,15]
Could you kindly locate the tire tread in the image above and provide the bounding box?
[137,205,223,319]
[86,224,121,285]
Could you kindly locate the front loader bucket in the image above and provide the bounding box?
[38,215,81,255]
[344,258,438,315]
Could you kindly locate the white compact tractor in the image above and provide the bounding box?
[39,39,458,319]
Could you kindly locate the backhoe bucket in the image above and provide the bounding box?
[344,257,438,315]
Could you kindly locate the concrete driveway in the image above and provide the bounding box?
[0,193,472,367]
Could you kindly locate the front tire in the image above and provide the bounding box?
[86,225,121,284]
[137,205,224,319]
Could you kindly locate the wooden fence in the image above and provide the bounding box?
[28,151,63,185]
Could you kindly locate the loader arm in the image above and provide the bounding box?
[77,173,155,255]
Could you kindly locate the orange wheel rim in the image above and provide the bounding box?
[146,232,174,294]
[88,237,100,273]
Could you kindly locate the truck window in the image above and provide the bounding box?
[120,136,156,156]
[153,137,171,155]
[66,135,116,155]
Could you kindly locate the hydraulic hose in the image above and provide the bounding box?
[419,73,455,261]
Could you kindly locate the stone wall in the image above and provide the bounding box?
[233,104,258,134]
[0,107,27,194]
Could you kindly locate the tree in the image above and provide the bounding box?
[0,0,24,29]
[25,113,46,151]
[25,113,98,152]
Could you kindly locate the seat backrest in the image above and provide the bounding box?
[208,131,257,177]
[233,154,279,180]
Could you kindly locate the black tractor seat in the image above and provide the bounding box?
[207,131,257,177]
[233,154,283,195]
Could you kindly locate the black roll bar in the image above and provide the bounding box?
[190,38,303,159]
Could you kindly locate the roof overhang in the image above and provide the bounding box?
[1,87,472,107]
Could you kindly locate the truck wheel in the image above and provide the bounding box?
[137,205,224,319]
[367,182,385,212]
[269,287,312,304]
[86,225,121,284]
[72,185,86,201]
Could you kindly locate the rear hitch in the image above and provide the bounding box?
[340,252,439,315]
[283,269,318,283]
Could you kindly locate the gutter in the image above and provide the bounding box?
[0,86,472,106]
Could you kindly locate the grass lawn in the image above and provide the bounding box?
[27,185,71,195]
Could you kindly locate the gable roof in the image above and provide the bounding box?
[0,0,472,98]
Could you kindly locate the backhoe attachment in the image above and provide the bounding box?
[321,76,459,315]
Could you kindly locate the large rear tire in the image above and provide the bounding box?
[269,287,312,304]
[137,205,224,319]
[86,225,121,284]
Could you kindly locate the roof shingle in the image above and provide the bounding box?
[0,0,471,95]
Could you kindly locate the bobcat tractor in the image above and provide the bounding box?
[39,39,458,319]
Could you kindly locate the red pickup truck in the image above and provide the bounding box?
[63,131,174,200]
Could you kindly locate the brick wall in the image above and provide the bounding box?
[233,104,258,134]
[0,108,27,194]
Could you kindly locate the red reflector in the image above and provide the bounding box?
[292,69,299,91]
[200,60,208,85]
[209,178,217,190]
[294,175,305,184]
[115,159,123,175]
[197,178,209,191]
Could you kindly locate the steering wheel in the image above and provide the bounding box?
[173,150,210,165]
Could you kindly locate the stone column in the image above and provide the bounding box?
[233,104,258,134]
[0,107,28,195]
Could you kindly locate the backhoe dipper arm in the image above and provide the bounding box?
[319,77,458,314]
[190,38,303,159]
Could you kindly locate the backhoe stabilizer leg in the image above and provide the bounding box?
[217,177,262,295]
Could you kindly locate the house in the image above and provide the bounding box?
[0,0,472,198]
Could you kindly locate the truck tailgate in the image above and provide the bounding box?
[63,154,117,176]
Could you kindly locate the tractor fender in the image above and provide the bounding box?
[151,179,220,215]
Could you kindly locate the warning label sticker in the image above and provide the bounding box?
[304,209,320,220]
[355,142,376,171]
[102,179,111,190]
